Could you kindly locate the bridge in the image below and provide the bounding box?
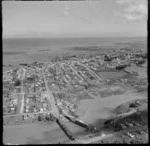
[63,114,99,133]
[56,118,76,141]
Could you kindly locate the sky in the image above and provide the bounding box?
[2,0,147,38]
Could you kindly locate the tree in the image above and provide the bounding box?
[113,140,119,144]
[49,114,56,121]
[85,84,88,89]
[38,116,41,121]
[14,79,21,86]
[38,115,43,121]
[132,71,138,76]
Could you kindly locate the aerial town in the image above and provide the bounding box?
[3,47,148,144]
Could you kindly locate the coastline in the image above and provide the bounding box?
[3,37,147,66]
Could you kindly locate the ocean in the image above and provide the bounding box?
[3,37,147,66]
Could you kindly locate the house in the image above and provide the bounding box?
[10,107,15,111]
[43,103,47,108]
[40,108,43,113]
[120,123,127,129]
[23,115,29,120]
[126,132,134,138]
[26,109,29,113]
[34,108,37,113]
[26,98,30,104]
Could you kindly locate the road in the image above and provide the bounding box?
[79,63,102,81]
[20,69,26,114]
[67,64,84,81]
[3,111,53,118]
[42,68,59,117]
[76,133,113,144]
[56,65,69,83]
[73,124,148,144]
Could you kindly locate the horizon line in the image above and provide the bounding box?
[3,35,147,39]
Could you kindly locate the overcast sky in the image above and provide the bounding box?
[2,0,147,38]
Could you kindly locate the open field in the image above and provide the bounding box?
[125,63,147,79]
[3,122,70,144]
[3,120,92,144]
[99,71,127,79]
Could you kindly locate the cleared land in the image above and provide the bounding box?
[3,122,69,144]
[125,63,147,79]
[99,71,127,79]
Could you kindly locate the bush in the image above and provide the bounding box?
[14,79,21,86]
[38,115,43,121]
[45,116,50,121]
